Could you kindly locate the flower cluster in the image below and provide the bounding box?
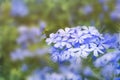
[17,26,44,47]
[46,26,115,62]
[94,50,120,79]
[27,66,82,80]
[10,21,48,61]
[10,48,49,61]
[17,21,46,48]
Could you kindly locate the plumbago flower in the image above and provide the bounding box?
[27,66,82,80]
[10,22,48,61]
[94,50,120,79]
[11,0,29,17]
[46,26,116,62]
[80,5,93,15]
[94,33,120,79]
[110,0,120,21]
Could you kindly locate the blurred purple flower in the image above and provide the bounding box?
[113,53,120,75]
[80,5,93,15]
[21,64,28,72]
[18,26,28,35]
[110,2,120,21]
[102,33,118,48]
[10,49,33,61]
[45,73,65,80]
[10,48,49,61]
[101,64,115,80]
[103,4,109,12]
[110,10,120,21]
[11,0,29,17]
[35,48,49,55]
[39,21,46,32]
[11,24,48,61]
[27,66,82,80]
[94,51,119,67]
[114,77,120,80]
[94,50,120,79]
[83,67,93,76]
[98,0,108,4]
[17,25,46,45]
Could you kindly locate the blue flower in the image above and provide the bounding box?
[27,66,82,80]
[98,0,108,4]
[102,33,118,48]
[116,33,120,50]
[11,0,29,17]
[89,43,104,57]
[94,51,118,67]
[68,44,93,58]
[103,4,109,12]
[10,49,33,61]
[39,21,46,32]
[46,26,111,62]
[113,52,120,75]
[80,5,93,15]
[11,25,47,61]
[83,67,93,76]
[101,64,115,80]
[17,26,45,45]
[45,73,65,80]
[114,77,120,80]
[110,2,120,21]
[21,64,28,72]
[94,50,120,79]
[110,10,120,21]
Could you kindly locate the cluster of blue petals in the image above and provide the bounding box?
[46,26,116,62]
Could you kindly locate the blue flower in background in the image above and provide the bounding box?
[46,26,114,62]
[98,0,108,4]
[110,11,120,21]
[101,64,115,80]
[83,67,93,76]
[21,64,28,72]
[103,4,109,12]
[114,77,120,80]
[113,53,120,75]
[27,67,52,80]
[110,1,120,21]
[11,0,29,17]
[102,33,118,48]
[27,66,82,80]
[116,33,120,50]
[10,48,33,61]
[94,50,120,79]
[11,24,47,61]
[94,51,119,67]
[45,73,65,80]
[39,21,46,32]
[17,25,46,45]
[80,5,93,15]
